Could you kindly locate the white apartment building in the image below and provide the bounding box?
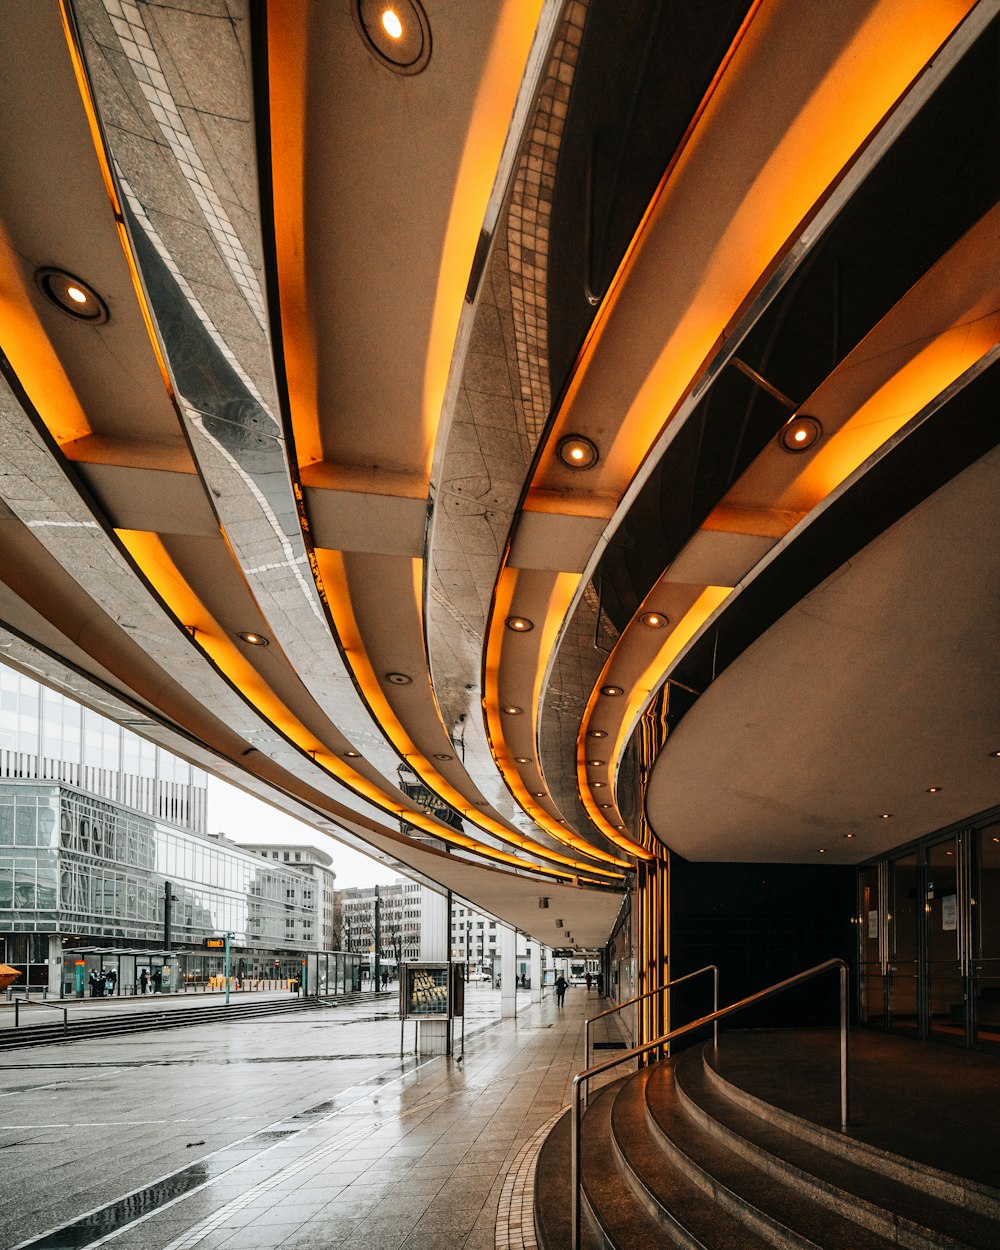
[238,843,337,951]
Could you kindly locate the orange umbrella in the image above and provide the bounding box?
[0,964,21,992]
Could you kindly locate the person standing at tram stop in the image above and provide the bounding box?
[139,968,149,995]
[555,972,568,1008]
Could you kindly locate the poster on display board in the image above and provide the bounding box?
[399,962,465,1020]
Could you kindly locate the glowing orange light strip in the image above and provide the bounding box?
[116,531,582,882]
[316,550,622,880]
[484,569,641,864]
[578,588,731,840]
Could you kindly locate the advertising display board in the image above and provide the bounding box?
[401,962,450,1019]
[399,962,465,1059]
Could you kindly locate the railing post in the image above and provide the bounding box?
[713,965,719,1050]
[571,1076,583,1250]
[583,1018,590,1109]
[62,1008,68,1034]
[14,1000,19,1029]
[839,961,849,1128]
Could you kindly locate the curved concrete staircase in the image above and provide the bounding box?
[535,1031,1000,1250]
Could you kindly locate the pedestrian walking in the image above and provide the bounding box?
[555,973,567,1008]
[585,971,592,992]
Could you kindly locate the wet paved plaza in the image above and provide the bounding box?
[0,985,614,1250]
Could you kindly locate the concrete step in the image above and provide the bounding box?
[534,1031,1000,1250]
[695,1043,1000,1243]
[0,995,319,1050]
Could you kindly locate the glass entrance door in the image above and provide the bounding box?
[888,852,920,1035]
[858,864,885,1026]
[926,834,965,1045]
[974,822,1000,1050]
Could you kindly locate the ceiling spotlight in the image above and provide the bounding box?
[36,268,109,323]
[432,753,452,761]
[506,616,534,633]
[557,434,599,469]
[880,812,892,820]
[926,786,942,794]
[588,729,608,739]
[592,781,606,788]
[237,630,268,646]
[845,833,856,840]
[532,791,545,797]
[778,415,822,453]
[501,705,523,715]
[818,848,826,854]
[599,803,612,809]
[514,756,531,764]
[639,612,668,629]
[385,672,412,685]
[600,685,624,697]
[344,750,361,759]
[356,0,430,73]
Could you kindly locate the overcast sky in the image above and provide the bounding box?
[207,774,399,890]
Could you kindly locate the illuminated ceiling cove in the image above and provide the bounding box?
[0,0,996,948]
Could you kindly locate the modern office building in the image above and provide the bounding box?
[0,2,998,1241]
[0,663,321,993]
[238,842,337,951]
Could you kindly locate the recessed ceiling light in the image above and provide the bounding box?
[926,786,942,794]
[514,756,531,764]
[880,812,892,820]
[588,729,608,739]
[532,791,545,797]
[587,759,604,767]
[238,631,268,646]
[506,616,534,633]
[600,685,624,697]
[599,803,612,809]
[36,268,109,323]
[845,833,856,839]
[592,781,606,788]
[344,750,361,759]
[433,753,452,761]
[991,750,1000,758]
[818,848,826,854]
[778,415,822,452]
[614,824,624,830]
[556,434,599,469]
[385,672,412,685]
[501,705,523,715]
[639,612,668,629]
[356,0,430,73]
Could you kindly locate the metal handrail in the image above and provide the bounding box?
[14,998,69,1032]
[570,958,849,1250]
[583,965,719,1095]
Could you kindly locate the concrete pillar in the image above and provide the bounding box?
[501,924,517,1018]
[530,941,543,1004]
[47,935,62,997]
[418,886,450,1055]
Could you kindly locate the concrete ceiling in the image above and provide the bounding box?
[0,0,996,950]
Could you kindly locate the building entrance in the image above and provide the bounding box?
[859,811,1000,1051]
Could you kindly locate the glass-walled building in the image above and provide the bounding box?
[0,664,333,994]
